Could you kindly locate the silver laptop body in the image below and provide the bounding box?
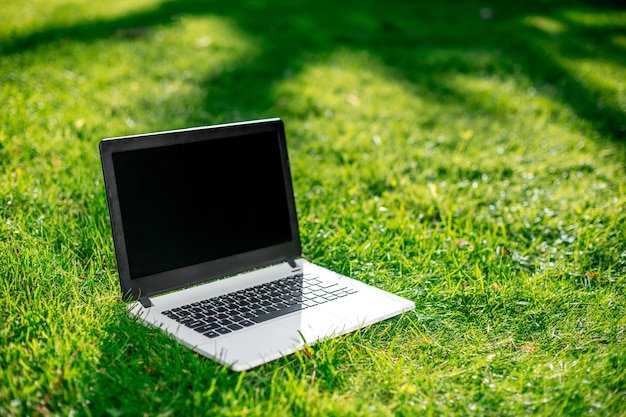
[100,118,414,371]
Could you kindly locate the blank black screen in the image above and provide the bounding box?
[112,131,293,279]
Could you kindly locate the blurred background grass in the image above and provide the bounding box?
[1,0,625,415]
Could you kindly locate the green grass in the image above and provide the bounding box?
[2,0,626,415]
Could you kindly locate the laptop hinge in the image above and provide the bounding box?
[139,296,154,308]
[286,258,297,269]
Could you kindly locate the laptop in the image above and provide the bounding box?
[100,118,415,371]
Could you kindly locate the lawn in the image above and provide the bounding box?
[1,0,625,415]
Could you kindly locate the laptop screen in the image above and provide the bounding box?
[111,130,293,280]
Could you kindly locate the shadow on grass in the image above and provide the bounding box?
[83,306,353,414]
[83,308,236,415]
[3,0,625,141]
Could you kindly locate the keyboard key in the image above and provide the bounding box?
[189,321,210,330]
[252,304,302,323]
[252,308,267,316]
[196,322,220,332]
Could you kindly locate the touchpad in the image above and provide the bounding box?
[199,309,351,370]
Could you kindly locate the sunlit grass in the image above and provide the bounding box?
[1,0,625,415]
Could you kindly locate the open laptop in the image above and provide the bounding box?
[100,118,415,371]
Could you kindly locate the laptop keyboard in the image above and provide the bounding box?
[161,274,358,339]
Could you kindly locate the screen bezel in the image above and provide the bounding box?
[99,118,302,301]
